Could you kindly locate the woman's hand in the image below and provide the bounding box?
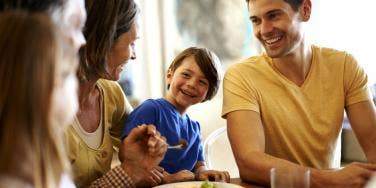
[195,170,231,183]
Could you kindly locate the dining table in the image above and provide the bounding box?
[230,178,265,188]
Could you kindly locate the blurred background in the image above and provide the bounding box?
[117,0,376,173]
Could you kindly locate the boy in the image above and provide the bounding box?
[122,47,230,183]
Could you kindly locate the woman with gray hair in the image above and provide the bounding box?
[65,0,167,187]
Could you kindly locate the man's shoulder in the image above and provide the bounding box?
[227,54,268,72]
[235,54,267,65]
[312,45,349,59]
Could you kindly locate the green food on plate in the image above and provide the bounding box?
[200,181,218,188]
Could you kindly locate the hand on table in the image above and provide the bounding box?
[162,170,195,184]
[314,162,376,188]
[196,170,230,183]
[121,165,164,187]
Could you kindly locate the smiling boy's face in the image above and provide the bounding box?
[164,55,209,114]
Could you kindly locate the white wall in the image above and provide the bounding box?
[307,0,376,84]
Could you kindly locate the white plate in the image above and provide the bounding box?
[153,181,244,188]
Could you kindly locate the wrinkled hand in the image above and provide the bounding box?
[162,170,195,184]
[195,170,230,183]
[119,124,167,166]
[122,165,164,187]
[315,162,376,188]
[119,124,168,187]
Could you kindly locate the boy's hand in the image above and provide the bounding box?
[195,170,231,183]
[162,170,195,184]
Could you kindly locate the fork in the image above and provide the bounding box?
[167,139,188,150]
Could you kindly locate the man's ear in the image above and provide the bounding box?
[300,0,312,21]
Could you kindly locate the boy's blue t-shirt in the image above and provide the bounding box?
[122,98,204,173]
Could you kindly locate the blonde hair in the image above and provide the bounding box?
[0,11,70,187]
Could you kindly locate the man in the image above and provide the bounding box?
[222,0,376,187]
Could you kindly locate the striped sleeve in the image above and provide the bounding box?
[90,166,135,188]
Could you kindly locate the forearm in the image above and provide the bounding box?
[359,112,376,163]
[346,100,376,163]
[310,168,339,188]
[364,133,376,163]
[365,110,376,163]
[238,151,348,187]
[237,151,310,185]
[354,123,376,163]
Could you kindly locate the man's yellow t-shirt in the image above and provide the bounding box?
[222,45,371,169]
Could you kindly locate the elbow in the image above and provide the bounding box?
[238,165,269,186]
[366,136,376,163]
[237,155,251,177]
[236,152,269,186]
[239,168,255,183]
